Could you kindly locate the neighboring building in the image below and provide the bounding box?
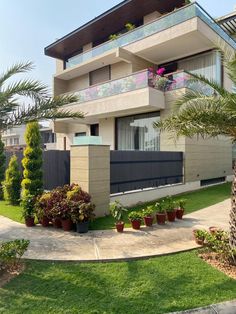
[44,0,236,185]
[2,125,57,150]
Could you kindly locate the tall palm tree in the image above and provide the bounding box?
[154,53,236,250]
[0,61,83,131]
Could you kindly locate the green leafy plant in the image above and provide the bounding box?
[154,201,166,213]
[0,239,30,270]
[125,22,136,31]
[128,211,143,222]
[176,199,187,209]
[142,206,154,218]
[165,196,175,212]
[109,34,119,41]
[110,201,127,223]
[2,155,21,205]
[21,194,36,219]
[70,202,95,223]
[194,229,208,241]
[35,192,52,220]
[0,138,5,200]
[21,122,43,198]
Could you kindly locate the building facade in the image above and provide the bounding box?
[45,0,235,185]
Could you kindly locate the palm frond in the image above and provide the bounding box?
[0,62,34,87]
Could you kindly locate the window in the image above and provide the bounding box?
[116,112,160,151]
[90,124,99,136]
[13,138,19,145]
[89,66,110,86]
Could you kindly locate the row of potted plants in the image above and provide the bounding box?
[22,184,95,233]
[110,197,187,232]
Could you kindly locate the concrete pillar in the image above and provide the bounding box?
[70,145,110,217]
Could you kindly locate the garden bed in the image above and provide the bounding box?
[199,252,236,280]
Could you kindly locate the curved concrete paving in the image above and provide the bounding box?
[0,199,230,261]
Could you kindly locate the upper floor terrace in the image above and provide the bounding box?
[46,2,236,80]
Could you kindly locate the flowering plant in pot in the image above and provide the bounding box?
[142,206,154,227]
[175,199,187,220]
[128,211,143,230]
[193,229,207,246]
[71,201,95,233]
[165,196,176,222]
[155,201,166,225]
[21,194,36,227]
[109,201,127,232]
[35,193,52,227]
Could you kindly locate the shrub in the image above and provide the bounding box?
[110,201,127,223]
[155,201,166,214]
[21,194,35,219]
[0,239,30,270]
[21,122,43,198]
[175,199,187,209]
[35,192,52,220]
[2,155,21,205]
[0,138,6,200]
[128,211,143,221]
[164,196,175,212]
[70,201,95,223]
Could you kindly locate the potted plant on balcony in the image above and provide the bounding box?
[165,196,176,222]
[71,201,96,233]
[142,206,154,227]
[110,201,127,232]
[128,211,143,230]
[21,194,35,227]
[155,201,166,225]
[175,199,187,220]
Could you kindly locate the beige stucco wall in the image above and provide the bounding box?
[143,11,161,24]
[56,59,64,74]
[110,61,132,80]
[99,117,115,149]
[67,74,90,92]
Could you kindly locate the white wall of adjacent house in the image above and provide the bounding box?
[2,125,26,147]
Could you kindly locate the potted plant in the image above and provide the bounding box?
[142,206,154,227]
[71,201,95,233]
[35,193,52,227]
[193,229,207,245]
[165,196,176,222]
[175,199,187,220]
[155,201,166,225]
[21,194,35,227]
[109,201,127,232]
[128,211,143,230]
[59,199,73,232]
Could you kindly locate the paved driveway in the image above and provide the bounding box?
[0,199,231,261]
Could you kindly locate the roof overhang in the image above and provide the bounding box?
[44,0,184,60]
[217,12,236,35]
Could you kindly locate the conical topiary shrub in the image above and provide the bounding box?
[0,138,6,200]
[2,155,21,205]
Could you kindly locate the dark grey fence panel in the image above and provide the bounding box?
[110,151,183,194]
[4,150,70,190]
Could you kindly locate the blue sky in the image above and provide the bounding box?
[0,0,236,89]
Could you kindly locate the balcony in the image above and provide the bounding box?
[65,3,236,69]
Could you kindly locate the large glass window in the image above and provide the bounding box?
[116,112,160,151]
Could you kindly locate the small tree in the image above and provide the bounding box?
[21,122,43,198]
[2,155,21,205]
[0,138,6,200]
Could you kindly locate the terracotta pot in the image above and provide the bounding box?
[115,222,125,233]
[131,220,141,230]
[52,218,62,229]
[41,216,50,227]
[209,226,219,234]
[144,216,153,227]
[176,208,184,220]
[193,230,204,246]
[61,219,73,231]
[25,217,35,227]
[156,213,166,225]
[167,211,176,222]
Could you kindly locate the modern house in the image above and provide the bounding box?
[44,0,235,201]
[2,125,57,150]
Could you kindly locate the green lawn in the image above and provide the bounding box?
[91,182,231,230]
[0,201,23,223]
[0,251,235,314]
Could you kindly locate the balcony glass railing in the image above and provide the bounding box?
[65,2,236,69]
[72,70,159,103]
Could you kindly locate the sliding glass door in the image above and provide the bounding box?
[116,112,160,151]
